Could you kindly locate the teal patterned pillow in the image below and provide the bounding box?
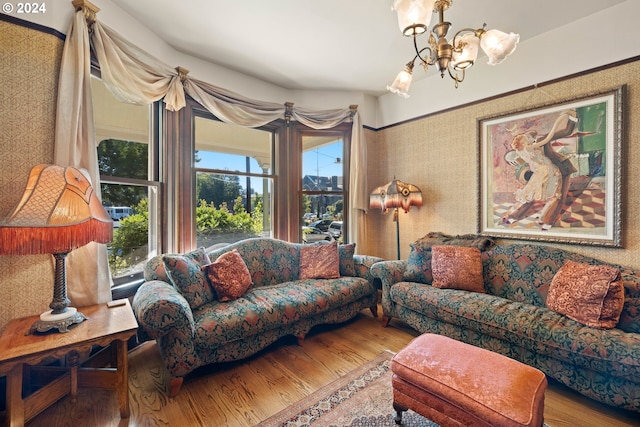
[403,242,433,284]
[339,243,356,276]
[163,247,213,309]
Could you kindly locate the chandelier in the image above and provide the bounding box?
[388,0,520,97]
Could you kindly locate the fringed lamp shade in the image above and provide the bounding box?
[0,164,113,255]
[369,178,423,213]
[370,178,423,260]
[0,164,113,333]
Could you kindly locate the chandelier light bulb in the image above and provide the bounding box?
[452,33,480,70]
[392,0,436,36]
[480,29,520,65]
[387,66,414,98]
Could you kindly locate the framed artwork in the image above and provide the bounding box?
[478,86,624,247]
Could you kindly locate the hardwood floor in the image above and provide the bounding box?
[6,307,639,426]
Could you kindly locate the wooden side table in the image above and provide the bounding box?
[0,299,138,427]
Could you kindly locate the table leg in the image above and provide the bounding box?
[68,350,80,404]
[6,364,25,427]
[115,339,130,418]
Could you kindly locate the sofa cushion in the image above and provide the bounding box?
[388,282,640,380]
[163,248,213,309]
[202,249,253,302]
[431,246,484,293]
[194,277,375,346]
[547,261,624,329]
[207,238,300,287]
[300,241,340,279]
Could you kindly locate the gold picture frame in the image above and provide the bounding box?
[478,86,624,247]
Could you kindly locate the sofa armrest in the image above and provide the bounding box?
[354,255,385,284]
[371,260,408,315]
[371,260,407,287]
[132,280,196,341]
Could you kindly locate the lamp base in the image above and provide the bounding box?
[28,307,88,334]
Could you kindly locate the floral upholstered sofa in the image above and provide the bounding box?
[371,233,640,412]
[133,238,380,396]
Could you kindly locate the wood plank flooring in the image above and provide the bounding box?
[6,307,639,426]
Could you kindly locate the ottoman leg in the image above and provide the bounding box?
[393,401,408,425]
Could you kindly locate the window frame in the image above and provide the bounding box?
[92,70,164,298]
[292,122,352,243]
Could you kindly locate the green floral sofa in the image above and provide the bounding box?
[371,239,640,412]
[133,238,380,396]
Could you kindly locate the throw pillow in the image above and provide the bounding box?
[338,243,356,276]
[547,261,624,329]
[431,245,485,293]
[163,248,213,309]
[404,242,434,284]
[403,232,495,284]
[300,241,341,279]
[202,249,253,302]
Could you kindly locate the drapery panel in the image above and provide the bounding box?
[53,5,369,307]
[54,10,112,306]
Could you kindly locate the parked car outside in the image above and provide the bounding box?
[308,219,332,232]
[302,226,333,243]
[302,212,317,223]
[328,221,342,239]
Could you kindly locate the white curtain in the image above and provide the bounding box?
[54,7,370,306]
[54,10,112,306]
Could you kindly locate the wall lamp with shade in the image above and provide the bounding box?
[0,164,113,334]
[388,0,519,97]
[370,178,423,260]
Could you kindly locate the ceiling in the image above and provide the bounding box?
[111,0,625,96]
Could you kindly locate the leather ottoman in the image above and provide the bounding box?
[391,334,547,427]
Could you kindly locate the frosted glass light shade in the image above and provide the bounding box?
[392,0,436,36]
[480,29,520,65]
[452,33,480,70]
[387,68,413,98]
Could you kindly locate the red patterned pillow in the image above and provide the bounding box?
[202,249,253,302]
[300,241,340,279]
[547,261,624,329]
[431,245,485,293]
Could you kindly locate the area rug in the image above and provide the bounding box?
[259,350,439,427]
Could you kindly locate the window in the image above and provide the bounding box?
[193,115,274,247]
[299,125,351,243]
[92,76,161,286]
[176,99,352,251]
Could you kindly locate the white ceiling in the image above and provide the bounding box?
[111,0,626,96]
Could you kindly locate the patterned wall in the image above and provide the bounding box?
[0,19,63,330]
[366,61,640,268]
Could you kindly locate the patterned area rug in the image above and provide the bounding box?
[259,350,439,427]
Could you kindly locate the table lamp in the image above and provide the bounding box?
[0,164,113,333]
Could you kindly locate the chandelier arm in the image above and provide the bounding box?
[413,35,435,66]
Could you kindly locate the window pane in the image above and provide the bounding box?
[92,76,159,284]
[102,184,158,278]
[301,136,344,243]
[194,117,274,248]
[195,117,272,175]
[195,172,272,248]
